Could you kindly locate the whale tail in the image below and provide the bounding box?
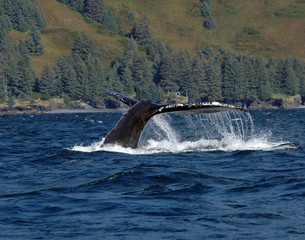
[104,91,248,148]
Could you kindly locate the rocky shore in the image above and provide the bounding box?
[0,95,303,115]
[232,95,303,109]
[0,98,120,115]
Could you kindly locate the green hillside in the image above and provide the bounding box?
[1,0,305,109]
[28,0,305,76]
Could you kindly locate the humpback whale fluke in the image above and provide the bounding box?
[103,91,248,149]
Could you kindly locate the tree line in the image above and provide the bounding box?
[0,0,46,103]
[1,0,305,107]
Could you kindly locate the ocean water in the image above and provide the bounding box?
[0,109,305,239]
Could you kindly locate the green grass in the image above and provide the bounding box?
[275,5,305,18]
[272,93,290,100]
[31,0,123,75]
[29,0,305,74]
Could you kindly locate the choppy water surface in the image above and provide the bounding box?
[1,109,305,239]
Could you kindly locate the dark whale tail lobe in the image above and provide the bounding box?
[103,91,248,149]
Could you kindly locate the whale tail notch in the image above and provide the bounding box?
[104,91,248,148]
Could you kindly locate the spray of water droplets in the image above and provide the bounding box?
[70,111,294,154]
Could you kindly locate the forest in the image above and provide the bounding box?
[0,0,305,107]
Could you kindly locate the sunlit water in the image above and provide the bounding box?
[1,109,305,239]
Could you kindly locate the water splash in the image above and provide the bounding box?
[70,111,295,154]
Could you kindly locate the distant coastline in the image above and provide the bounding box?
[0,95,303,115]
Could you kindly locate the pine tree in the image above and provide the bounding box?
[121,66,134,94]
[175,49,194,98]
[158,53,179,93]
[84,0,118,32]
[132,15,154,44]
[54,55,72,96]
[71,53,88,99]
[200,2,211,17]
[132,15,163,60]
[125,36,138,52]
[72,32,100,60]
[203,15,217,30]
[200,0,212,6]
[39,63,56,96]
[0,70,7,102]
[106,67,124,93]
[190,56,206,100]
[219,50,237,101]
[85,55,105,102]
[25,29,44,56]
[202,44,214,60]
[206,61,222,101]
[3,0,46,32]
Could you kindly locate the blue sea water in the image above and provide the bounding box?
[0,109,305,239]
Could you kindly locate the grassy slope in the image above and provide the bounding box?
[108,0,305,60]
[29,0,123,75]
[21,0,305,76]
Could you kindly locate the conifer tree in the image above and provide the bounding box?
[125,36,138,52]
[204,15,217,30]
[72,32,100,60]
[25,29,44,56]
[200,2,211,17]
[190,56,206,100]
[158,53,179,93]
[205,61,222,101]
[106,67,124,93]
[202,44,214,60]
[84,0,118,32]
[121,66,134,94]
[0,70,7,102]
[39,63,56,96]
[219,50,237,101]
[175,49,194,98]
[200,0,212,6]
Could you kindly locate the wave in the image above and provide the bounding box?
[70,111,299,154]
[70,135,295,155]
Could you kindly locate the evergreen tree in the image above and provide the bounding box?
[25,29,44,56]
[3,0,46,32]
[85,55,105,102]
[200,0,212,6]
[84,0,118,32]
[292,58,305,97]
[106,67,124,93]
[71,53,88,99]
[203,15,217,30]
[278,58,299,96]
[191,56,206,100]
[200,2,211,17]
[175,49,194,98]
[39,63,56,96]
[202,44,214,60]
[54,55,73,96]
[72,32,100,60]
[121,66,134,94]
[0,70,7,102]
[67,0,84,13]
[253,57,272,100]
[132,15,163,60]
[266,56,280,94]
[219,50,237,101]
[125,36,138,52]
[132,15,153,44]
[158,53,179,93]
[205,60,222,101]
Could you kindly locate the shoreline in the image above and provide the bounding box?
[0,105,304,115]
[0,96,303,115]
[45,108,127,114]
